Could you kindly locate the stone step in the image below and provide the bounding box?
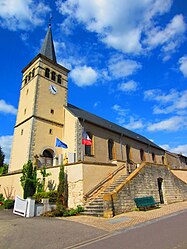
[80,211,103,217]
[84,205,103,210]
[82,173,129,217]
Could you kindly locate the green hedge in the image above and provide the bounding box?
[33,190,57,203]
[4,199,14,209]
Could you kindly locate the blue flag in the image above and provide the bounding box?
[55,138,68,148]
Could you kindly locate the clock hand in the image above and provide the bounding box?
[52,86,56,92]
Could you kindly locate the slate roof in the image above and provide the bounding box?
[67,104,164,150]
[40,24,57,63]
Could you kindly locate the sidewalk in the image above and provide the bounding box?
[60,201,187,232]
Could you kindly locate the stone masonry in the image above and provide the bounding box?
[103,163,187,217]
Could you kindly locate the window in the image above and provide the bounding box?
[85,132,93,156]
[50,109,54,114]
[126,145,132,162]
[49,129,53,135]
[152,152,156,162]
[162,156,165,165]
[24,108,26,115]
[45,68,50,78]
[57,74,62,84]
[140,149,145,161]
[51,71,56,81]
[21,129,23,135]
[26,89,29,95]
[24,76,27,85]
[28,72,31,81]
[108,139,115,160]
[32,68,35,77]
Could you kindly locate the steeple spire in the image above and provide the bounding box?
[40,23,57,63]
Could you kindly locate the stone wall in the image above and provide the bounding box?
[103,163,187,217]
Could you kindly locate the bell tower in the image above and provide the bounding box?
[9,25,70,171]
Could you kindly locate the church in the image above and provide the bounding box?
[1,25,187,217]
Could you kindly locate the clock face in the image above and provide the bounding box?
[49,84,58,95]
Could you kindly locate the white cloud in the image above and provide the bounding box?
[112,104,129,117]
[144,14,186,57]
[56,0,185,57]
[112,104,144,130]
[147,116,186,132]
[171,145,187,156]
[160,144,187,156]
[93,101,101,108]
[0,135,13,163]
[0,0,50,31]
[123,117,144,130]
[108,55,142,78]
[118,80,138,92]
[144,89,187,115]
[70,65,98,87]
[179,55,187,77]
[144,89,178,103]
[0,99,17,115]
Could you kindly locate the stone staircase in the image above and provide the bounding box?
[82,174,128,217]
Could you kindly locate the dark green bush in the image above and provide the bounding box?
[63,205,84,217]
[4,199,14,209]
[0,193,5,202]
[33,190,57,203]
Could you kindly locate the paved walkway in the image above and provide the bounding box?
[61,201,187,232]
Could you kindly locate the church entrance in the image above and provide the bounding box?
[41,149,54,166]
[157,177,164,204]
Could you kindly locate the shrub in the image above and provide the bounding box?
[3,199,14,209]
[0,193,5,202]
[33,190,57,203]
[20,160,37,199]
[63,205,84,217]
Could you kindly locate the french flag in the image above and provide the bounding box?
[82,131,92,146]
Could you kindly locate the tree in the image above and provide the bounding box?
[0,146,5,167]
[56,165,65,208]
[37,166,51,192]
[0,147,8,175]
[20,160,37,199]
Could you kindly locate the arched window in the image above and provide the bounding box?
[140,149,145,161]
[152,152,156,162]
[162,156,165,165]
[126,145,132,162]
[108,139,115,160]
[45,68,50,78]
[42,149,54,166]
[32,68,35,77]
[24,76,27,85]
[28,72,31,81]
[51,71,56,81]
[43,150,53,158]
[85,132,93,156]
[57,74,62,84]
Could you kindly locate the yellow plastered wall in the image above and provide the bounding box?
[0,173,23,199]
[9,119,33,171]
[63,108,77,156]
[83,163,117,194]
[33,119,63,157]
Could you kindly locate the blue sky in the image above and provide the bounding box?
[0,0,187,163]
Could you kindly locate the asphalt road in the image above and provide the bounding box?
[77,210,187,249]
[0,210,107,249]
